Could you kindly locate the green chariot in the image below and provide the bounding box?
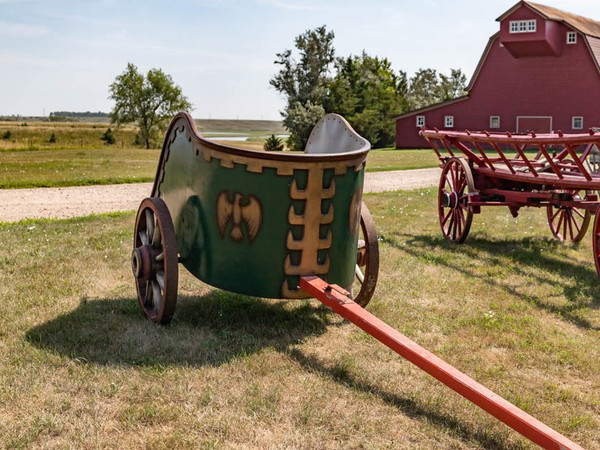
[131,112,379,324]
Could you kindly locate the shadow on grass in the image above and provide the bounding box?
[383,231,600,330]
[26,288,522,449]
[26,290,336,367]
[286,349,521,449]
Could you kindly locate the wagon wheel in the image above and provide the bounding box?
[546,189,591,242]
[353,202,379,307]
[592,210,600,279]
[438,157,474,243]
[132,197,179,324]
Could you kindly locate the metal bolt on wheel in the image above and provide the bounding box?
[132,197,179,324]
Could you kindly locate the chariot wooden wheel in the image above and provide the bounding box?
[132,197,179,324]
[354,202,379,307]
[438,157,474,243]
[546,189,590,242]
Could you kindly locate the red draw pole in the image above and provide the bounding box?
[300,276,583,450]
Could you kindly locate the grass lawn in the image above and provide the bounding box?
[1,190,598,448]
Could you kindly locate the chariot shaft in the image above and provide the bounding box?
[301,275,583,450]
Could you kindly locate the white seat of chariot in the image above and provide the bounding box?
[304,114,370,154]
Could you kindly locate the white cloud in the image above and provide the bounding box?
[0,20,47,37]
[257,0,322,11]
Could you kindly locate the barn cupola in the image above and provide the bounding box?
[497,1,600,58]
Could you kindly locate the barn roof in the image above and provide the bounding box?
[497,1,600,39]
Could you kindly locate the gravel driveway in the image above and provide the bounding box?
[0,168,440,222]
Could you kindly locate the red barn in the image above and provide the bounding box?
[394,1,600,148]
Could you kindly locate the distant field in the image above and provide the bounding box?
[0,146,435,189]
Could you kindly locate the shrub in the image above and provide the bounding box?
[264,134,284,152]
[1,130,11,140]
[101,128,116,145]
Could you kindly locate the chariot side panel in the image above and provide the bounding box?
[152,113,368,299]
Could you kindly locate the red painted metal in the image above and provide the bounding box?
[300,275,583,450]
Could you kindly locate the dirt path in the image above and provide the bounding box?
[0,168,440,223]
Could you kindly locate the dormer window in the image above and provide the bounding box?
[567,31,577,44]
[509,19,536,33]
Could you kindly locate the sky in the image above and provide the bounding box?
[2,0,600,120]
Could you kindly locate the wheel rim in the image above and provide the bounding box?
[438,158,474,243]
[353,202,379,307]
[593,210,600,278]
[546,190,590,242]
[132,197,178,324]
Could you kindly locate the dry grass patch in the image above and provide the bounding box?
[0,191,599,448]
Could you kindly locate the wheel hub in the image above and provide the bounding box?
[442,191,459,209]
[132,245,154,281]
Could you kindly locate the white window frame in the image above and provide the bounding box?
[416,115,425,127]
[490,116,500,129]
[509,19,536,33]
[572,116,583,130]
[444,116,454,128]
[567,31,577,44]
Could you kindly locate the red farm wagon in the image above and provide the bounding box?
[421,128,600,278]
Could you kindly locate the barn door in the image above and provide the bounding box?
[516,116,552,133]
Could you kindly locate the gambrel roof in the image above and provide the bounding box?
[465,1,600,91]
[498,2,600,39]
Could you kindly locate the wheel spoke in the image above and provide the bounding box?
[139,231,149,246]
[144,280,153,307]
[152,220,162,248]
[155,270,165,292]
[355,265,365,284]
[152,280,162,309]
[145,209,155,244]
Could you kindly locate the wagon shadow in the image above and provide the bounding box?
[385,232,600,330]
[25,291,336,367]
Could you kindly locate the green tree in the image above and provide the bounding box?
[101,128,116,145]
[263,134,284,152]
[326,52,409,147]
[108,63,192,149]
[406,68,467,110]
[270,26,335,150]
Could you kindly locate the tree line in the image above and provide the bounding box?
[106,26,466,150]
[270,26,467,149]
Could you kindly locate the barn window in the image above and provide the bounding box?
[567,32,577,44]
[572,116,583,129]
[416,115,425,127]
[490,116,500,129]
[444,116,454,128]
[509,19,536,33]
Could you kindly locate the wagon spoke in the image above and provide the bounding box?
[151,280,162,308]
[572,207,585,220]
[145,209,155,245]
[441,207,453,227]
[144,280,153,307]
[155,252,164,262]
[155,270,165,292]
[152,221,162,248]
[139,231,149,246]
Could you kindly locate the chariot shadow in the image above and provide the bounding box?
[26,292,333,367]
